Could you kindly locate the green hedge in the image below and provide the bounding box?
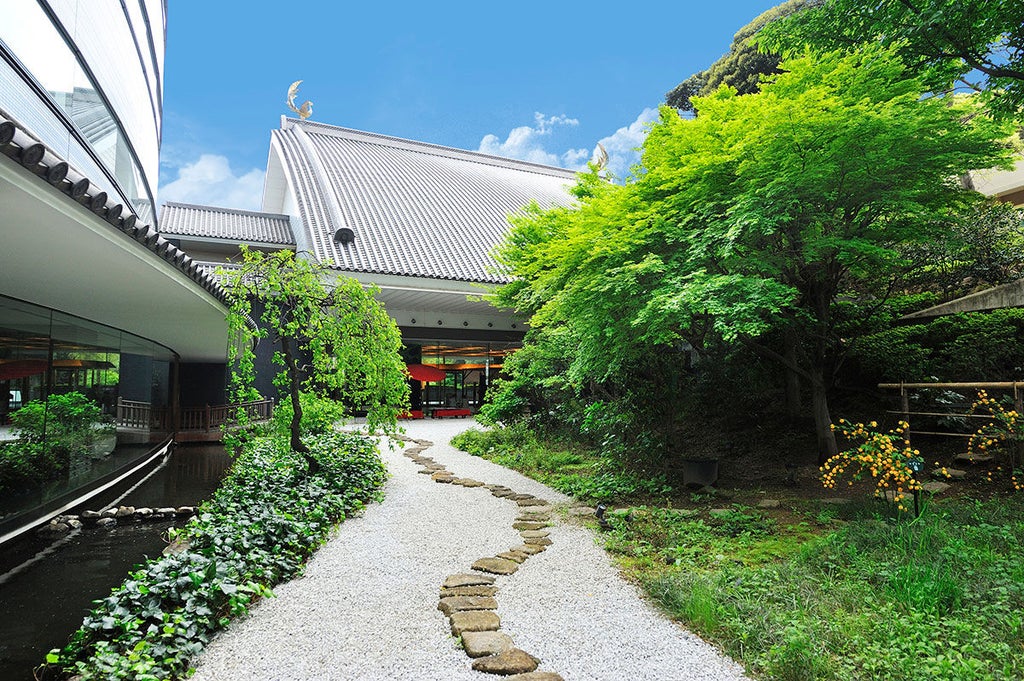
[46,430,388,680]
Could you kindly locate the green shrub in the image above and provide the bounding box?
[47,430,388,680]
[0,392,109,493]
[269,392,347,438]
[616,499,1024,680]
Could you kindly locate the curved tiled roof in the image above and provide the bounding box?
[271,119,578,284]
[159,202,295,245]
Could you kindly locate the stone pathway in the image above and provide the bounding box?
[189,419,750,681]
[401,436,561,679]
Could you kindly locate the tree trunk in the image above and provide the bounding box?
[783,326,802,419]
[280,335,318,474]
[810,369,838,466]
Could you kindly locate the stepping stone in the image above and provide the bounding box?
[444,573,497,589]
[461,631,514,658]
[440,585,499,598]
[517,498,549,507]
[512,521,547,531]
[432,472,454,483]
[484,484,507,491]
[438,596,498,616]
[473,557,520,575]
[508,493,535,501]
[517,514,550,523]
[518,529,550,539]
[461,479,484,487]
[567,506,595,517]
[417,469,436,475]
[491,489,516,498]
[922,481,951,494]
[471,649,539,675]
[932,467,967,480]
[955,452,994,464]
[507,673,565,681]
[511,543,546,555]
[820,497,850,505]
[709,508,732,518]
[497,550,529,563]
[450,610,500,636]
[757,499,780,509]
[523,537,553,546]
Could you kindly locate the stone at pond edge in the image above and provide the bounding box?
[473,557,519,575]
[461,630,514,658]
[80,510,101,520]
[96,517,117,528]
[471,648,540,675]
[438,596,498,616]
[444,573,497,588]
[450,610,500,636]
[115,505,135,518]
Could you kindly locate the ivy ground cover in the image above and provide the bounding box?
[44,431,388,681]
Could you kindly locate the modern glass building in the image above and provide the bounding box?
[0,1,230,538]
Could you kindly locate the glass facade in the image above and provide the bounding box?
[0,295,175,524]
[0,1,163,224]
[406,340,517,409]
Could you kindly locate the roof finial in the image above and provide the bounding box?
[592,142,608,171]
[287,80,313,120]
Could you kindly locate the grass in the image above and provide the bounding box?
[453,425,1024,680]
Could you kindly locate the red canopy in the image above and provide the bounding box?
[405,363,447,382]
[0,359,48,381]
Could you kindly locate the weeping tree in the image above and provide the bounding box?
[221,246,408,470]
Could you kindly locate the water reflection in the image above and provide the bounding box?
[0,445,232,680]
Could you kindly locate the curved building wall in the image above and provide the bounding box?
[0,0,164,224]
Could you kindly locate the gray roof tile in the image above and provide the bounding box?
[272,119,578,284]
[159,202,295,245]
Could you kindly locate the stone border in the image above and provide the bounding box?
[400,436,565,681]
[37,505,195,537]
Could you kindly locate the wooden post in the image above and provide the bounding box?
[900,382,911,448]
[204,404,211,432]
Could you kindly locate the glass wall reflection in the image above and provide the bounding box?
[0,295,175,523]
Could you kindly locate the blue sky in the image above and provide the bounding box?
[158,1,782,210]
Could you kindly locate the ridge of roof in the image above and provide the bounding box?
[161,201,290,221]
[280,117,581,179]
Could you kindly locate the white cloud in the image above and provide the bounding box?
[478,112,590,169]
[595,107,660,181]
[477,107,661,181]
[158,154,265,211]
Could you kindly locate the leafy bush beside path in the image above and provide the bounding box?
[46,430,388,681]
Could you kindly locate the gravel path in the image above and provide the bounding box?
[189,419,751,681]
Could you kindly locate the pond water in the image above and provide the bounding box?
[0,444,232,680]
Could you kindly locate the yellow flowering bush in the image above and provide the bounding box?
[821,420,923,512]
[967,390,1023,491]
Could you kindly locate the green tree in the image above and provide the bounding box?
[222,247,408,469]
[496,47,1013,463]
[759,0,1024,120]
[666,0,811,112]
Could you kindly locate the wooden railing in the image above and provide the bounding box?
[117,398,274,433]
[877,381,1024,440]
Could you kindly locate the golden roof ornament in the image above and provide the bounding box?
[592,142,608,171]
[287,80,313,120]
